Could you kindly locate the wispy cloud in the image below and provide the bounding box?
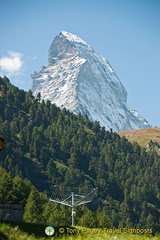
[32,55,37,60]
[0,51,24,76]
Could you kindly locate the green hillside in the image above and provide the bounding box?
[0,76,160,232]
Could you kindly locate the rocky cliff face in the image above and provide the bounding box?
[31,31,150,131]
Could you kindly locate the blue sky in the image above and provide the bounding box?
[0,0,160,127]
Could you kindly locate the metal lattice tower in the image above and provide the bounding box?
[49,186,97,226]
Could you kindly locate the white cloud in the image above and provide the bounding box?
[0,51,24,76]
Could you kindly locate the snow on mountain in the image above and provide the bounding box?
[31,31,151,132]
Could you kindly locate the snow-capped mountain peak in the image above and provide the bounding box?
[60,31,90,47]
[31,31,151,131]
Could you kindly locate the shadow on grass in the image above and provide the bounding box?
[0,231,9,240]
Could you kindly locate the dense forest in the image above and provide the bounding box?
[0,76,160,232]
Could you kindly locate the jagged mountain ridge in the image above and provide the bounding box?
[31,31,150,131]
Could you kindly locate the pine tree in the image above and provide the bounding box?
[0,171,15,203]
[78,209,97,228]
[96,208,113,228]
[24,189,47,223]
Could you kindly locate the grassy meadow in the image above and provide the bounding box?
[118,127,160,148]
[0,221,160,240]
